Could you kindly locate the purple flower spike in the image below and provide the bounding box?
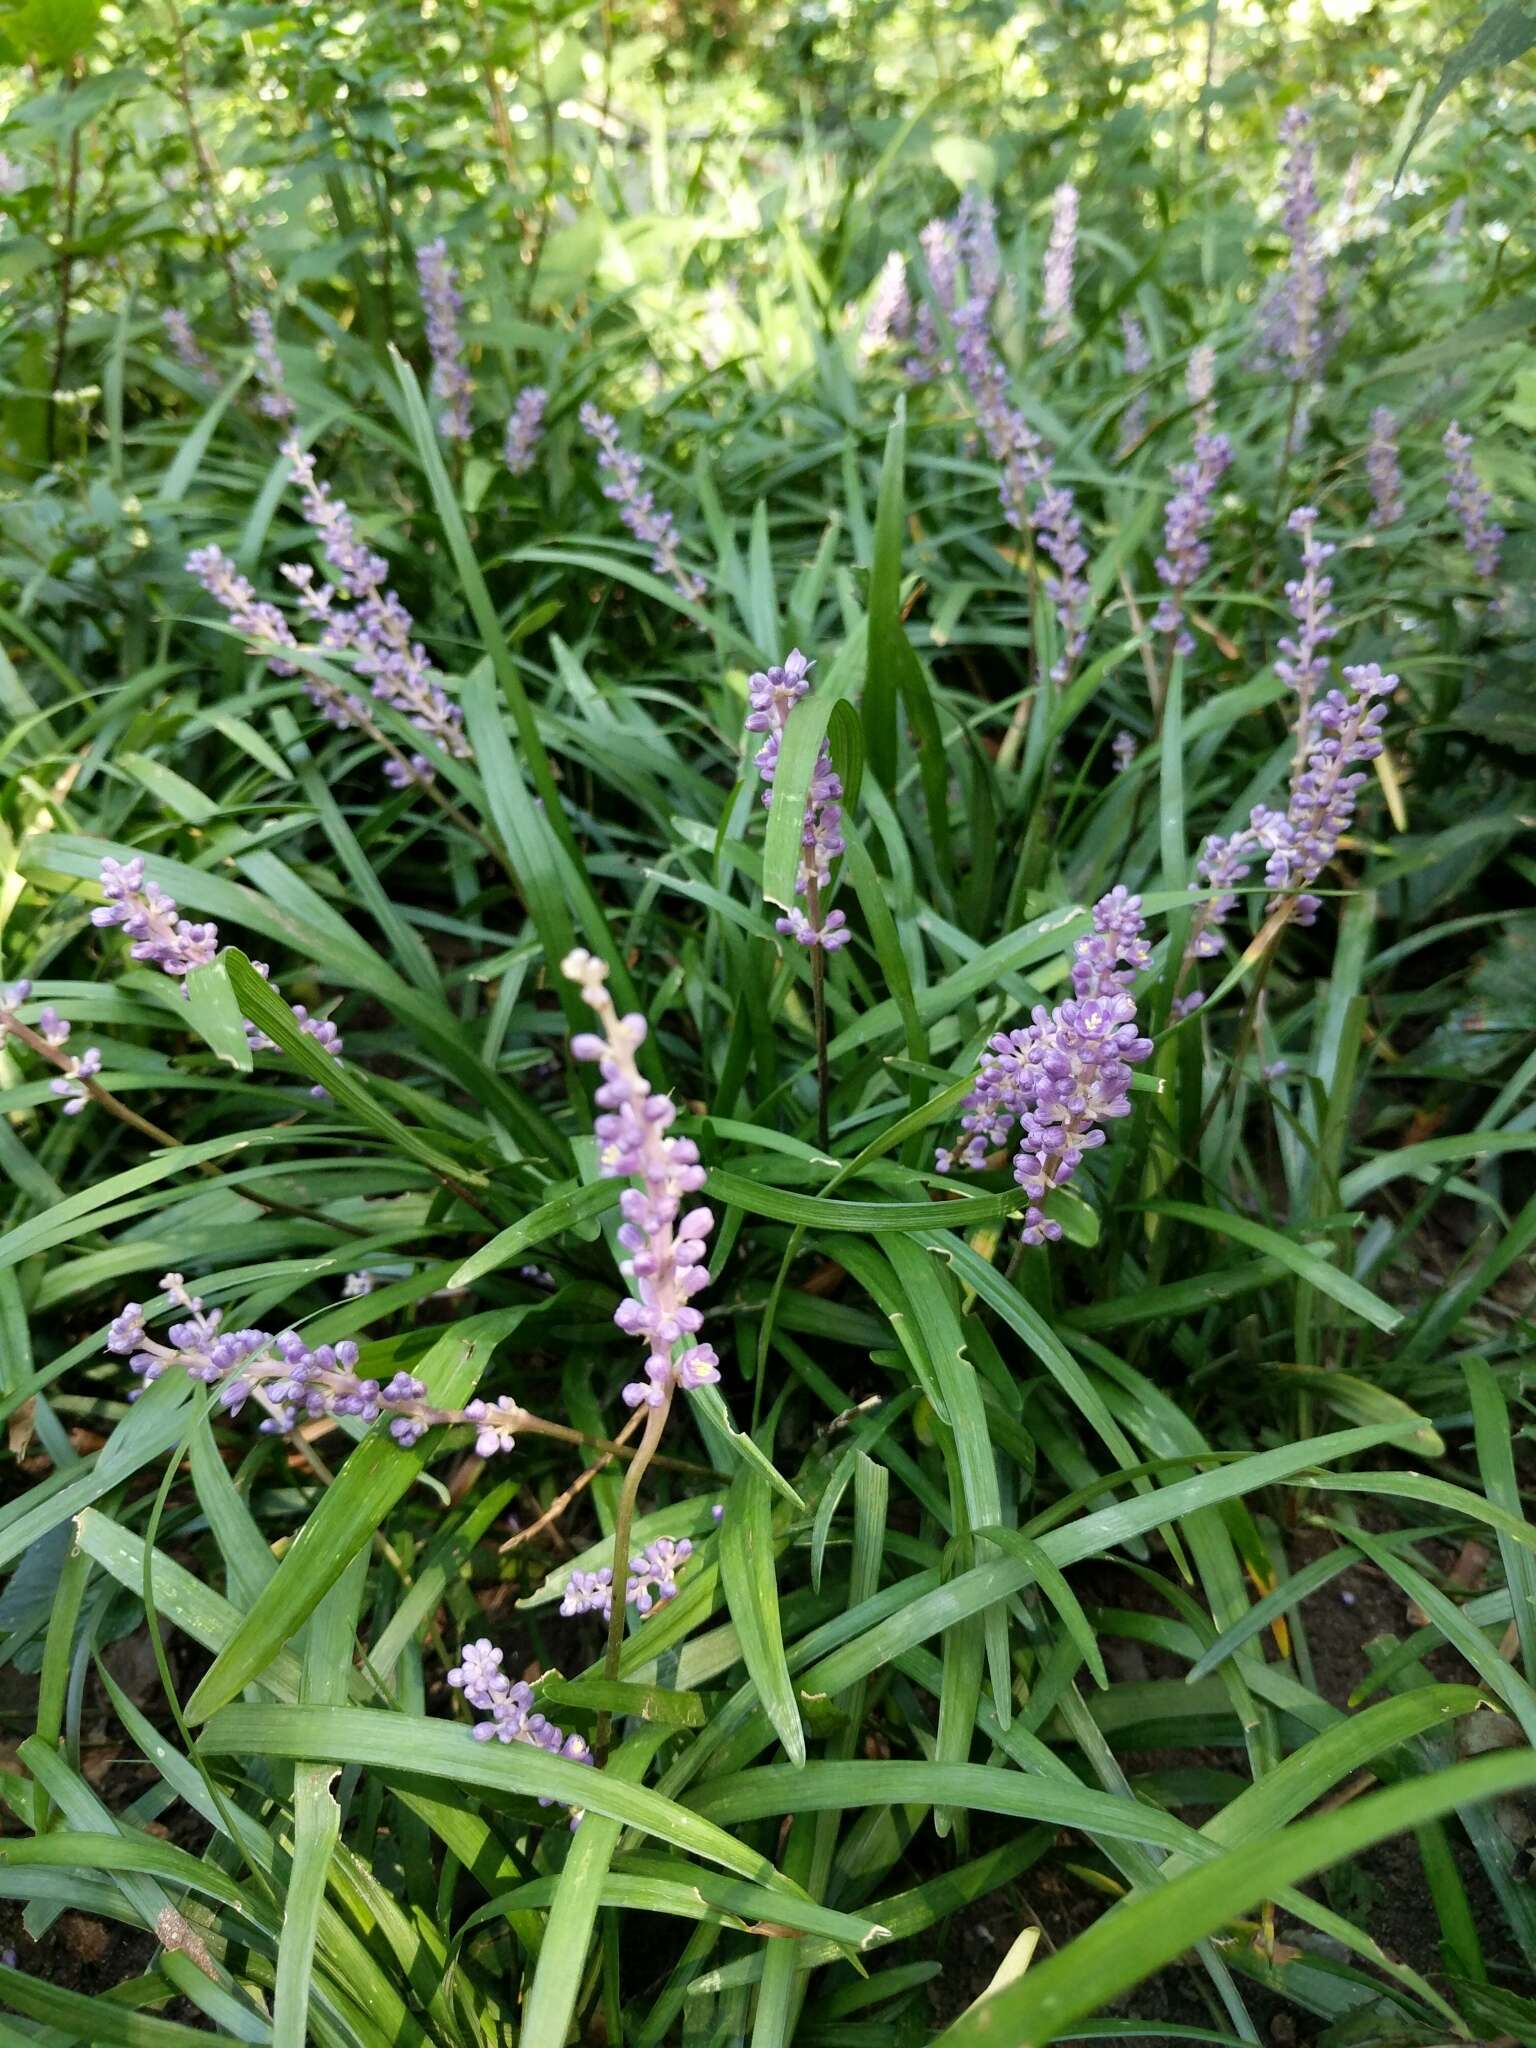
[1041,183,1079,344]
[246,307,294,422]
[446,1638,592,1827]
[503,385,547,476]
[745,649,851,952]
[106,1273,516,1446]
[1366,408,1404,528]
[1443,421,1503,582]
[280,438,471,773]
[1112,731,1137,773]
[860,252,912,358]
[564,950,719,1410]
[905,216,959,382]
[1186,344,1216,433]
[416,239,474,441]
[1275,507,1337,730]
[162,309,216,387]
[1151,432,1232,655]
[626,1535,693,1615]
[560,1567,615,1621]
[1257,106,1329,383]
[578,403,706,605]
[936,889,1153,1244]
[94,857,219,980]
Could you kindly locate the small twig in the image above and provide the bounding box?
[500,1404,649,1554]
[2,1013,370,1239]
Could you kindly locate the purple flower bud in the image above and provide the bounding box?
[416,239,473,441]
[503,385,547,476]
[578,403,706,605]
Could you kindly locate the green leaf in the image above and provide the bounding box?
[930,1753,1536,2046]
[198,1704,810,1893]
[718,1467,806,1768]
[1137,1201,1402,1332]
[1396,1,1536,178]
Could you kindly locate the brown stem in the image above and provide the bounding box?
[594,1387,673,1762]
[501,1404,650,1554]
[2,1013,369,1239]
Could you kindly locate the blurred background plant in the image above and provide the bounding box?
[1,0,1535,2042]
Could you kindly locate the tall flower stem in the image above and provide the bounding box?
[595,1386,674,1762]
[807,878,832,1150]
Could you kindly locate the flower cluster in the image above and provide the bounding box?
[860,252,912,358]
[162,309,216,387]
[1041,182,1078,343]
[948,288,1091,679]
[564,950,719,1410]
[246,307,294,422]
[1366,408,1404,528]
[1274,506,1337,723]
[905,216,958,382]
[1186,343,1216,432]
[1116,314,1151,458]
[446,1641,591,1825]
[93,857,344,1096]
[502,385,547,476]
[94,856,219,979]
[0,983,102,1116]
[107,1274,521,1452]
[744,649,850,951]
[937,889,1153,1245]
[281,439,471,777]
[1112,730,1137,774]
[559,1535,695,1623]
[578,404,707,604]
[1258,106,1328,383]
[1443,421,1503,582]
[416,239,473,441]
[1188,650,1397,956]
[1151,431,1233,655]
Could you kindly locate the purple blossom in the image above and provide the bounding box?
[937,889,1153,1244]
[246,307,294,422]
[1366,408,1404,528]
[1187,663,1396,955]
[93,857,219,979]
[1112,731,1137,773]
[49,1045,102,1114]
[186,545,301,675]
[564,950,720,1411]
[1443,421,1503,582]
[905,216,959,382]
[1041,183,1079,344]
[416,239,474,442]
[949,293,1091,678]
[1260,663,1396,919]
[745,650,850,952]
[108,1272,515,1449]
[161,310,216,387]
[560,1567,615,1620]
[1186,344,1216,432]
[342,1271,377,1299]
[281,439,471,773]
[860,252,912,358]
[93,858,344,1094]
[1151,431,1233,655]
[1275,507,1337,730]
[1258,107,1328,383]
[503,385,547,476]
[627,1535,693,1615]
[1116,314,1151,458]
[446,1638,592,1826]
[956,186,1002,314]
[578,403,706,605]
